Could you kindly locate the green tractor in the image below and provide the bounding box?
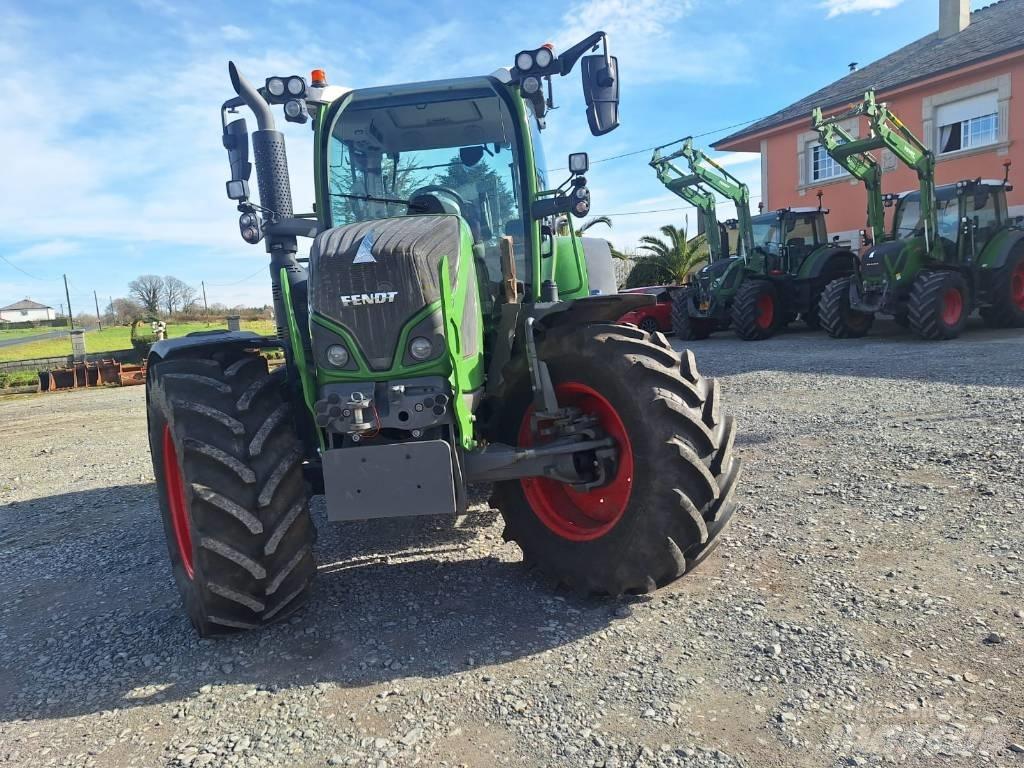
[144,35,741,636]
[652,138,859,341]
[814,91,1024,340]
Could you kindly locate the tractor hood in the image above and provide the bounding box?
[309,215,471,371]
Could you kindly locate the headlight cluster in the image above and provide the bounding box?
[265,75,309,124]
[514,44,556,97]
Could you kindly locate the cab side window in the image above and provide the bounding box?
[966,188,1000,243]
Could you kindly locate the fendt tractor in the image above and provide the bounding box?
[651,138,858,341]
[144,34,742,636]
[814,91,1024,340]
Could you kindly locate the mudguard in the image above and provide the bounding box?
[798,246,858,281]
[978,228,1024,271]
[535,293,655,330]
[148,330,280,365]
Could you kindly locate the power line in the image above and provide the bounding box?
[547,115,769,172]
[205,265,267,287]
[595,193,763,219]
[0,253,50,281]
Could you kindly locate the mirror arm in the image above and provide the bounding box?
[558,31,607,76]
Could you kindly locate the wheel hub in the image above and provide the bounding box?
[1012,262,1024,311]
[518,382,633,542]
[756,293,774,329]
[162,425,194,579]
[941,287,963,326]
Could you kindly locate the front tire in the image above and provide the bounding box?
[671,289,712,340]
[492,324,741,595]
[818,277,874,338]
[907,270,969,340]
[731,280,778,340]
[147,352,316,636]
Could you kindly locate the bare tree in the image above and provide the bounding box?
[179,283,199,314]
[128,275,164,315]
[163,275,188,315]
[108,298,144,324]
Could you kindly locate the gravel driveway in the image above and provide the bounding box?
[1,318,1022,767]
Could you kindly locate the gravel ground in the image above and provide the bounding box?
[1,318,1022,768]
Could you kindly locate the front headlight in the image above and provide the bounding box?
[325,344,349,367]
[516,51,534,71]
[267,77,285,97]
[409,337,433,361]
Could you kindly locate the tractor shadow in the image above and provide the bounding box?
[672,317,1024,389]
[0,483,617,723]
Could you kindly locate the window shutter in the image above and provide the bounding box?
[936,92,998,127]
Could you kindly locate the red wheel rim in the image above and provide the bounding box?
[162,424,194,579]
[1012,261,1024,310]
[756,293,774,329]
[518,382,634,542]
[941,287,963,326]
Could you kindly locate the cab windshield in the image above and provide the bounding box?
[892,186,959,240]
[326,86,527,288]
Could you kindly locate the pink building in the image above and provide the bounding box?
[715,0,1024,248]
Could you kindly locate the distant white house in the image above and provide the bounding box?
[0,298,56,322]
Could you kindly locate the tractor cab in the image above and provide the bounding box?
[750,208,829,275]
[890,180,1012,265]
[318,77,531,312]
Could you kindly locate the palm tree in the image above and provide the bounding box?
[578,215,612,234]
[632,225,709,285]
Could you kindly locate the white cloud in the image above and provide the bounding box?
[220,24,250,41]
[820,0,904,18]
[555,0,750,85]
[11,240,80,261]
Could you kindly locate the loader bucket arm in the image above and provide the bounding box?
[652,138,754,258]
[813,92,936,250]
[650,148,724,260]
[812,103,886,245]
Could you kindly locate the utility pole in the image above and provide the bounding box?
[201,281,209,314]
[93,290,102,330]
[109,296,114,324]
[63,274,74,331]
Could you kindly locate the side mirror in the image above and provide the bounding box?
[222,117,251,200]
[581,54,619,136]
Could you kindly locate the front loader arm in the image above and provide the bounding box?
[653,138,754,258]
[812,104,886,244]
[813,91,936,249]
[650,148,723,259]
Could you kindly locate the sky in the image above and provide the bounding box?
[0,0,980,312]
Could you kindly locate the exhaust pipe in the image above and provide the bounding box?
[228,61,293,220]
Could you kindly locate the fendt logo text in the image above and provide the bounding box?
[339,292,398,307]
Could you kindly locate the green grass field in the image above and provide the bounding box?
[0,325,70,341]
[0,319,276,364]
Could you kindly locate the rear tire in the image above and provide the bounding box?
[907,270,969,340]
[818,277,874,338]
[981,248,1024,328]
[731,280,778,340]
[671,289,712,340]
[147,351,316,636]
[492,324,740,596]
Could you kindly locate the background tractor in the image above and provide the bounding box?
[814,91,1024,340]
[651,139,858,341]
[144,34,741,636]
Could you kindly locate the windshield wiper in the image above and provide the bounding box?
[331,193,428,211]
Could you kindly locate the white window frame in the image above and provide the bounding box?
[923,75,1010,159]
[796,118,858,191]
[810,143,847,181]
